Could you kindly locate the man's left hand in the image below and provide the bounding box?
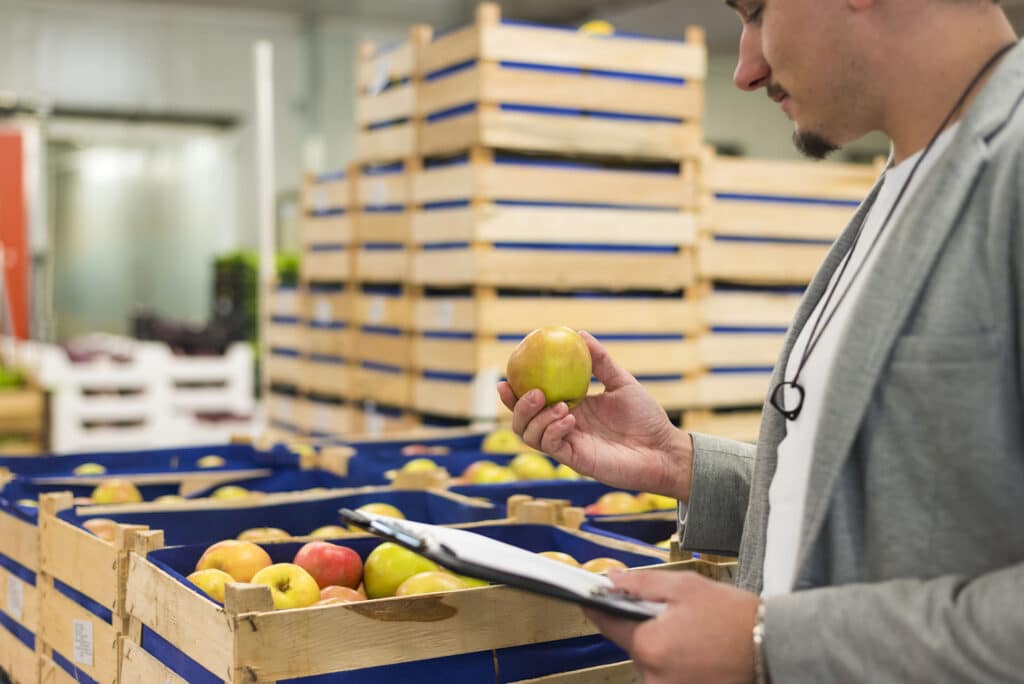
[584,569,760,684]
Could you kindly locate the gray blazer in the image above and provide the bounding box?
[682,42,1024,682]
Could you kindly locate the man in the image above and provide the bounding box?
[498,0,1023,681]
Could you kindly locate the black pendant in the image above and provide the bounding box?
[770,381,804,421]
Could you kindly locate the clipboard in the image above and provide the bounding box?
[339,508,666,621]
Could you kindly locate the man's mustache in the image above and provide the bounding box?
[767,83,788,101]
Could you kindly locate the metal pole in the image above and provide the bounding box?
[254,40,275,434]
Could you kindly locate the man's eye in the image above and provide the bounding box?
[747,6,764,24]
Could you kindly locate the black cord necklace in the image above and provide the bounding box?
[769,40,1018,422]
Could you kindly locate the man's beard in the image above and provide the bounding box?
[793,130,840,160]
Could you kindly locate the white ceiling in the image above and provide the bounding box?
[119,0,1024,54]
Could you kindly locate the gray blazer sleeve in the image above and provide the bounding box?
[763,564,1024,682]
[679,432,756,554]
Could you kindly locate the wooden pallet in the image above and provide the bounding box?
[294,396,352,438]
[354,364,413,408]
[417,4,705,161]
[302,357,354,400]
[119,514,673,682]
[0,503,39,684]
[265,350,303,389]
[350,401,423,437]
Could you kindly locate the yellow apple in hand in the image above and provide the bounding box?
[506,326,592,408]
[395,571,468,596]
[187,568,235,602]
[481,428,527,454]
[195,540,272,582]
[539,551,580,567]
[250,563,321,610]
[509,453,556,480]
[197,455,226,469]
[211,485,251,501]
[73,462,106,476]
[91,479,143,504]
[363,542,439,599]
[582,557,628,574]
[238,527,290,543]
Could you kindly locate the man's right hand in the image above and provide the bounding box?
[497,331,694,502]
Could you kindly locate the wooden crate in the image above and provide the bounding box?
[353,285,413,329]
[302,357,354,400]
[266,319,305,353]
[354,329,414,369]
[119,515,675,683]
[511,661,640,684]
[301,245,351,284]
[300,172,352,287]
[0,386,46,454]
[354,364,413,408]
[417,3,705,161]
[0,503,40,684]
[306,325,353,360]
[351,401,422,437]
[294,397,353,439]
[265,350,304,389]
[269,286,303,319]
[304,286,353,359]
[266,391,302,433]
[355,28,431,164]
[300,170,351,215]
[682,408,762,443]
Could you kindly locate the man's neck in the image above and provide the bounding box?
[879,11,1016,164]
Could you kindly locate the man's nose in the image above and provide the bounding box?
[733,26,771,91]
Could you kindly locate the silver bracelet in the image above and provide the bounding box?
[753,601,770,684]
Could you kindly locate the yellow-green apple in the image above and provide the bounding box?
[195,540,272,582]
[210,485,251,501]
[320,585,366,603]
[539,551,580,567]
[197,454,226,469]
[187,568,235,602]
[506,326,592,407]
[582,557,628,573]
[363,542,439,599]
[238,527,291,543]
[395,571,468,597]
[91,479,143,504]
[73,462,106,475]
[309,525,350,539]
[82,518,118,542]
[293,541,363,589]
[655,539,672,549]
[347,502,405,531]
[584,492,644,516]
[154,494,186,504]
[555,463,581,480]
[466,461,516,484]
[250,563,321,610]
[509,453,556,480]
[636,492,677,511]
[481,428,527,454]
[439,567,489,588]
[400,458,438,473]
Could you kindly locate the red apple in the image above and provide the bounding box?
[293,541,363,589]
[318,585,366,604]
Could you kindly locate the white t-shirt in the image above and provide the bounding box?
[760,125,960,598]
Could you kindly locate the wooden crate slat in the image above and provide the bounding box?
[354,290,412,328]
[355,125,416,164]
[302,248,351,283]
[414,248,694,290]
[301,177,350,213]
[698,241,829,285]
[355,331,413,368]
[297,400,352,437]
[356,83,416,127]
[358,43,415,91]
[270,288,303,318]
[38,582,119,684]
[124,553,234,680]
[355,248,410,283]
[472,206,697,246]
[120,635,189,684]
[483,25,705,81]
[416,64,483,117]
[701,291,801,328]
[511,660,640,684]
[304,289,350,323]
[267,391,300,426]
[0,565,38,632]
[709,157,877,200]
[690,373,771,409]
[267,354,304,387]
[266,322,305,352]
[39,514,117,609]
[355,367,413,407]
[0,623,38,684]
[706,200,854,241]
[0,509,39,572]
[355,211,412,244]
[357,172,411,208]
[302,359,353,398]
[301,214,352,247]
[697,333,785,368]
[306,327,353,359]
[419,26,479,75]
[0,389,44,433]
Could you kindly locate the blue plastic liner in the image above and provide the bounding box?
[60,489,500,547]
[136,524,663,682]
[51,649,99,684]
[1,477,181,504]
[183,469,358,498]
[581,516,679,550]
[0,609,34,650]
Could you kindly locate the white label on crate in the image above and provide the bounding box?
[367,296,387,325]
[369,55,391,96]
[314,297,333,324]
[73,620,94,666]
[317,405,332,432]
[6,575,24,621]
[364,401,385,436]
[367,180,388,208]
[278,397,293,422]
[434,300,455,329]
[472,369,501,421]
[314,186,329,213]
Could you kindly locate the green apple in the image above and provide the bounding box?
[506,326,592,407]
[466,461,516,484]
[91,479,143,504]
[554,463,581,480]
[363,542,439,599]
[480,428,527,454]
[509,453,556,480]
[73,463,107,476]
[187,568,235,602]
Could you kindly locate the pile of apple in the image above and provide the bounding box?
[584,491,678,515]
[397,452,583,485]
[233,502,406,543]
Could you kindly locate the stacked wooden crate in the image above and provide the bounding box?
[406,3,706,422]
[682,153,879,441]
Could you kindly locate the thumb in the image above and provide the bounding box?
[580,331,637,393]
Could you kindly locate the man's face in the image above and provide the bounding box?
[727,0,868,159]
